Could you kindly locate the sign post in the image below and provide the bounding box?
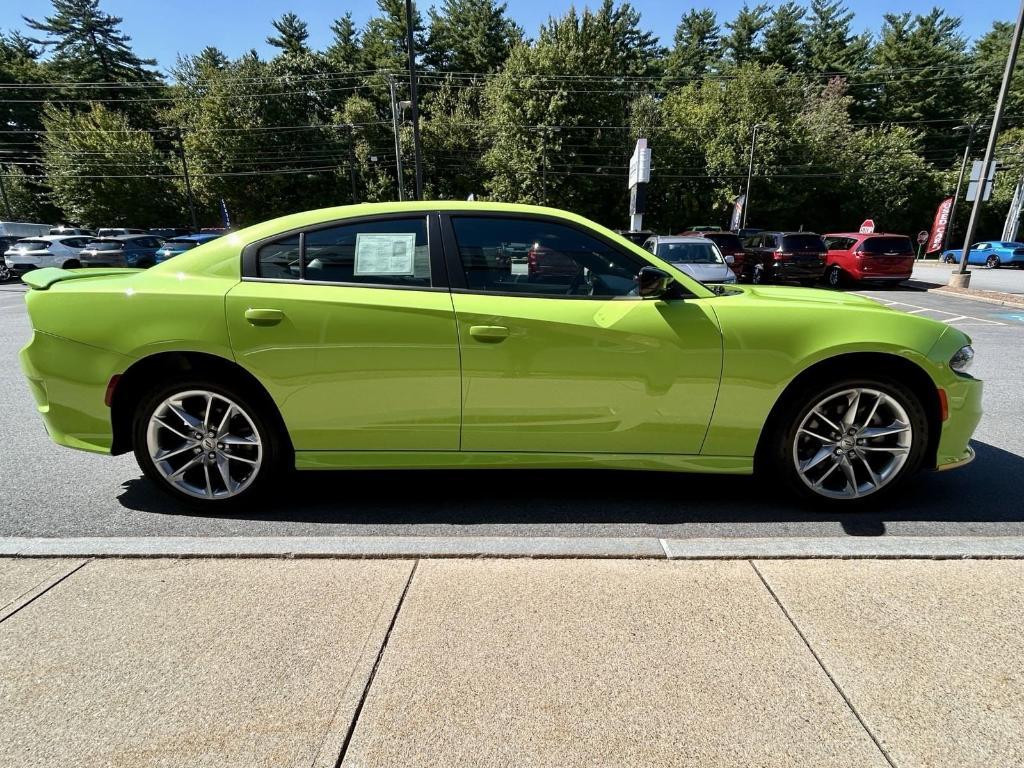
[627,138,651,232]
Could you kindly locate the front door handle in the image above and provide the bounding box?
[469,325,510,343]
[245,308,285,326]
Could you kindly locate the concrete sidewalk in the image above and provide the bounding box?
[1,557,1021,767]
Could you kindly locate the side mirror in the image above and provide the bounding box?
[724,254,735,265]
[637,266,677,298]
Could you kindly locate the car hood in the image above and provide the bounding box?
[672,262,733,282]
[729,283,884,309]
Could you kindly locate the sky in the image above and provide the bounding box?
[3,0,1011,76]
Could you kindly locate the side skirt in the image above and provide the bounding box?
[294,451,753,474]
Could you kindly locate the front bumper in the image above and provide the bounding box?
[934,374,983,471]
[20,330,132,454]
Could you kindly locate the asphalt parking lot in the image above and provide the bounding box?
[1,280,1021,540]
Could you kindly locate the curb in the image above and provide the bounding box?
[906,278,1024,309]
[2,535,1024,560]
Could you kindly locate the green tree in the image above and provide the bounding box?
[663,9,720,81]
[266,12,310,57]
[326,13,361,73]
[801,0,869,75]
[41,104,179,226]
[968,22,1024,122]
[760,2,805,71]
[424,0,523,73]
[361,0,426,73]
[0,166,50,221]
[24,0,157,82]
[721,4,770,67]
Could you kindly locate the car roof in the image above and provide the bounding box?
[649,235,714,244]
[759,231,823,236]
[90,234,150,241]
[825,232,908,238]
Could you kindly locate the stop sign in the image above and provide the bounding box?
[859,219,876,234]
[917,230,929,244]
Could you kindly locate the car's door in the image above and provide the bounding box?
[225,213,462,451]
[969,242,991,265]
[441,213,723,456]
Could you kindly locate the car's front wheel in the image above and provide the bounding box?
[942,254,956,264]
[133,380,284,506]
[767,377,929,504]
[0,261,10,282]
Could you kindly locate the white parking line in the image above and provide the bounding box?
[863,297,1004,326]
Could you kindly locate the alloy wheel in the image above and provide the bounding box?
[827,266,842,288]
[145,389,262,500]
[792,387,912,500]
[0,262,9,281]
[986,255,1000,269]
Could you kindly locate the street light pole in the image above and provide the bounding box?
[387,75,406,201]
[404,0,424,200]
[742,123,763,230]
[943,122,978,252]
[953,0,1024,286]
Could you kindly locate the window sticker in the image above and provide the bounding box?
[354,232,417,276]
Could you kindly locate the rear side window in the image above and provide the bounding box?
[782,234,827,251]
[450,216,646,297]
[304,217,430,287]
[825,237,856,251]
[860,236,913,255]
[258,234,300,280]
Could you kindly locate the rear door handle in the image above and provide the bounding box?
[469,325,510,343]
[245,308,285,326]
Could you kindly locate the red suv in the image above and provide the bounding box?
[823,233,915,288]
[678,230,745,277]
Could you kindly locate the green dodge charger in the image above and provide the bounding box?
[19,202,981,506]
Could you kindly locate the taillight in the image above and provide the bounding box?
[774,251,792,261]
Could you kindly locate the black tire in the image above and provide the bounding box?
[61,259,81,269]
[942,254,955,264]
[986,255,1000,269]
[0,261,10,282]
[825,265,845,289]
[762,375,930,506]
[132,377,286,507]
[752,263,767,285]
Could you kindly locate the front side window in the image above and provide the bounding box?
[450,216,646,297]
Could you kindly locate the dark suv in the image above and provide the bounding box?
[741,231,827,285]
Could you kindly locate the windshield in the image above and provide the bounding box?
[657,242,724,264]
[161,240,198,251]
[861,236,913,255]
[85,240,124,251]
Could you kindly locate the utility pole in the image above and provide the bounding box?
[168,128,199,232]
[943,121,979,252]
[405,0,424,200]
[387,75,406,202]
[742,123,764,230]
[0,166,11,220]
[953,0,1024,287]
[344,124,358,204]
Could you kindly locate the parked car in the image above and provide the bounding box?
[823,232,915,287]
[685,225,722,232]
[18,201,980,507]
[95,227,148,237]
[613,229,655,246]
[678,230,745,277]
[3,235,93,278]
[148,227,192,240]
[155,233,222,264]
[78,235,164,268]
[0,236,22,280]
[742,231,828,285]
[0,221,51,239]
[642,235,736,284]
[49,226,95,236]
[940,241,1024,268]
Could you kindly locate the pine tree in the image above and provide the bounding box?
[326,13,361,72]
[721,4,770,67]
[266,12,310,57]
[760,2,805,71]
[361,0,426,73]
[802,0,869,75]
[424,0,523,73]
[663,9,720,81]
[24,0,157,82]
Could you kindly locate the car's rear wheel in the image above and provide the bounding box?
[133,379,284,506]
[986,255,1000,269]
[825,264,845,289]
[767,377,929,504]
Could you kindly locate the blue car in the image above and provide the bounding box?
[154,233,222,264]
[941,241,1024,268]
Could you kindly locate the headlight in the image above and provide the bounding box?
[950,345,974,374]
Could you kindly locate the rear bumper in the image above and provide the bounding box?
[771,261,825,280]
[19,330,131,454]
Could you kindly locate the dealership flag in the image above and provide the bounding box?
[730,195,745,231]
[926,197,953,254]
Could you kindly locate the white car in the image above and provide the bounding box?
[3,235,93,278]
